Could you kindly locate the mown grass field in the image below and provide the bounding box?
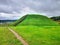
[12,26,60,45]
[0,14,60,45]
[0,27,22,45]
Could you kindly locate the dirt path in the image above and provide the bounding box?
[8,27,28,45]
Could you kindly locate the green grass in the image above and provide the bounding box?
[0,27,22,45]
[14,14,58,26]
[12,26,60,45]
[0,14,59,45]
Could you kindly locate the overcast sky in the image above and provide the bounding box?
[0,0,60,20]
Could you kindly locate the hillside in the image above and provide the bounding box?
[14,14,58,26]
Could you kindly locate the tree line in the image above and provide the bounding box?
[51,16,60,21]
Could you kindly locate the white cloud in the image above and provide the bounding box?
[0,7,37,20]
[0,7,49,20]
[0,0,60,20]
[0,13,20,20]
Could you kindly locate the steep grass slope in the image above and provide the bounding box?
[14,14,58,26]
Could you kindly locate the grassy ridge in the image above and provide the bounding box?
[13,15,27,26]
[0,27,22,45]
[12,26,60,45]
[14,14,58,26]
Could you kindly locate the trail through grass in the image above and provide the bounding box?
[12,26,60,45]
[0,27,22,45]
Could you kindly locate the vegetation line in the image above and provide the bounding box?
[14,15,27,26]
[8,27,28,45]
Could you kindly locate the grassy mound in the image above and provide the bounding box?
[14,14,58,26]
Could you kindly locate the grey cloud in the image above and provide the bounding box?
[0,0,60,16]
[22,0,60,16]
[0,0,24,13]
